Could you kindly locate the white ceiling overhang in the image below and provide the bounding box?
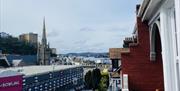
[138,0,163,22]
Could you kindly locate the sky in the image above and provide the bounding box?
[0,0,142,54]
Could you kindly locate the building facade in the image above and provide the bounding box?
[0,72,22,91]
[37,19,51,65]
[121,0,180,91]
[109,48,129,71]
[22,66,84,91]
[19,33,38,47]
[109,72,121,91]
[0,65,84,91]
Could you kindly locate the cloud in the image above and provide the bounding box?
[1,0,139,53]
[74,40,87,45]
[91,43,105,47]
[47,30,60,37]
[79,27,95,31]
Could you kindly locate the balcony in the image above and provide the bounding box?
[123,35,138,48]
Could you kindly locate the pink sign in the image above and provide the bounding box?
[0,75,22,91]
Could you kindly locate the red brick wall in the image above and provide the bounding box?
[121,17,164,91]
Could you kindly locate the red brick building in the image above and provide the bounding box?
[121,18,164,91]
[121,0,180,91]
[121,5,164,91]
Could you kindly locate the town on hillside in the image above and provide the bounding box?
[0,0,180,91]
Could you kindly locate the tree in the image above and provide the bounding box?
[98,77,108,91]
[91,68,102,90]
[98,69,109,91]
[84,68,109,90]
[0,36,37,55]
[85,70,92,89]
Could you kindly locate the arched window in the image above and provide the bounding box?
[150,21,161,61]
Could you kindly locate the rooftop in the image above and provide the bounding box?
[109,48,130,59]
[6,55,37,65]
[0,65,82,77]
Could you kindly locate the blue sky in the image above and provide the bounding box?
[0,0,142,53]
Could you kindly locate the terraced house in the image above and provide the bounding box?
[120,0,180,91]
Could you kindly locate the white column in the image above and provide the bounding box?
[175,0,180,55]
[160,5,177,91]
[175,0,180,91]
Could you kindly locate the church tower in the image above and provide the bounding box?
[38,18,51,65]
[42,18,47,46]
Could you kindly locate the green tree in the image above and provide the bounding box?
[92,68,102,90]
[0,36,37,55]
[85,70,92,89]
[98,77,108,91]
[98,70,109,91]
[84,68,109,90]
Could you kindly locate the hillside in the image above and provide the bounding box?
[0,35,37,55]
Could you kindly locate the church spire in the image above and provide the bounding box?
[42,17,47,45]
